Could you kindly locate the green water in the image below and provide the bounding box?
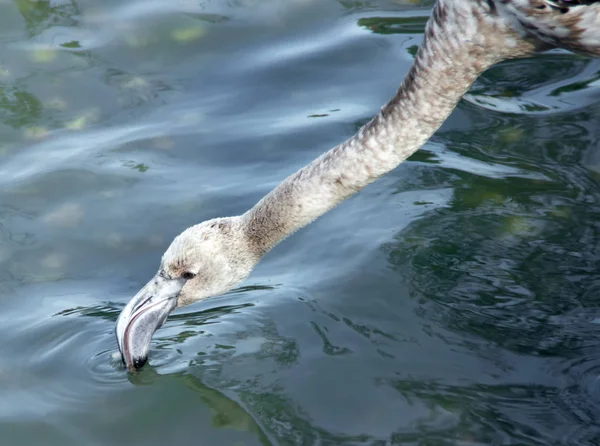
[1,0,600,444]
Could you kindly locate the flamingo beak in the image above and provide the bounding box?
[115,275,183,371]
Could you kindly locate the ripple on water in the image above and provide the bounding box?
[385,172,600,440]
[2,0,600,443]
[466,56,600,115]
[0,287,132,420]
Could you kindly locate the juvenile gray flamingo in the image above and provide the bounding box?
[116,0,600,370]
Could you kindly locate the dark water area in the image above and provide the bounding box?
[1,0,600,444]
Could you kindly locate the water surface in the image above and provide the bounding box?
[1,0,600,444]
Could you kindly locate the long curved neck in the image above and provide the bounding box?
[241,1,537,254]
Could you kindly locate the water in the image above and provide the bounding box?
[1,0,600,444]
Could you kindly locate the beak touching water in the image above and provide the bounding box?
[116,274,183,371]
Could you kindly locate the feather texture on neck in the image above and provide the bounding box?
[241,0,541,255]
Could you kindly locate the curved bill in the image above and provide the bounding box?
[116,275,183,371]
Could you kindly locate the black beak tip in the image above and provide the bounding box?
[132,356,148,370]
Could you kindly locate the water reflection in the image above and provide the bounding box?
[383,72,600,440]
[126,367,271,444]
[359,15,428,35]
[385,379,600,444]
[466,56,600,114]
[13,0,80,37]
